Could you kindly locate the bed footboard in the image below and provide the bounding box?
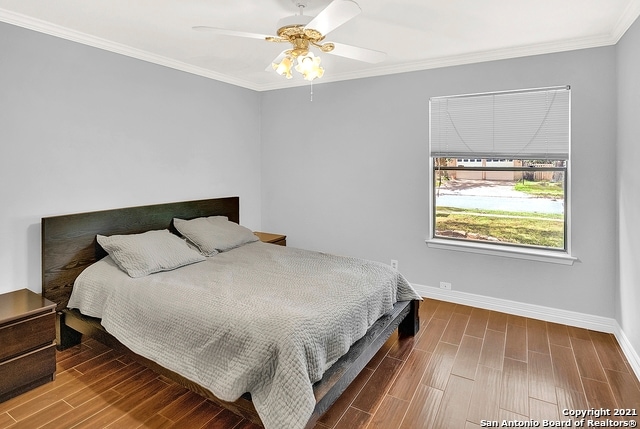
[305,298,419,428]
[398,299,420,337]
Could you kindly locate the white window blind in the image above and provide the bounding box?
[430,86,570,160]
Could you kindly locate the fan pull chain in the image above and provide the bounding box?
[310,80,313,102]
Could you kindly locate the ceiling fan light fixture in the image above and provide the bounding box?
[295,52,324,81]
[272,55,294,79]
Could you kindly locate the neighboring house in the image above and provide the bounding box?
[448,159,555,181]
[451,159,520,181]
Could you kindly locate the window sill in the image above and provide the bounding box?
[426,238,577,265]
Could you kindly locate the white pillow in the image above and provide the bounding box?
[173,216,259,255]
[97,229,205,278]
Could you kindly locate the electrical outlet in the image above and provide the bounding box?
[440,281,452,290]
[390,260,398,270]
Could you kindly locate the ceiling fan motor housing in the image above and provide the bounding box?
[274,11,337,56]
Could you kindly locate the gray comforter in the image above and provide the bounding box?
[68,241,421,429]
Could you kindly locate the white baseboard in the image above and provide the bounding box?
[612,326,640,382]
[413,283,640,380]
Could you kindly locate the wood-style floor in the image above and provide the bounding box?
[1,298,639,429]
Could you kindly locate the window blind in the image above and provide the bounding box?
[430,86,570,160]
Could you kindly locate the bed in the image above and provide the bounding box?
[41,196,421,429]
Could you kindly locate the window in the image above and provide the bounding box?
[428,86,571,258]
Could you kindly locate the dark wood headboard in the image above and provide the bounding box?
[42,196,240,311]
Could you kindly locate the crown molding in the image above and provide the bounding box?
[0,8,262,91]
[612,0,640,42]
[2,2,640,92]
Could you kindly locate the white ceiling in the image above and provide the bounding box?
[1,0,639,91]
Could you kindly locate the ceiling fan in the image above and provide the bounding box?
[193,0,386,81]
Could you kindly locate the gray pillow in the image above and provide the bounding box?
[173,216,259,255]
[97,229,205,278]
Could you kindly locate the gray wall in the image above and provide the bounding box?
[617,17,640,359]
[0,22,262,294]
[1,16,635,355]
[261,47,618,319]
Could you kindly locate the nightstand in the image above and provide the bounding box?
[0,289,56,402]
[254,231,287,246]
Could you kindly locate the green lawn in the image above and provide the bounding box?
[514,180,564,198]
[435,206,564,248]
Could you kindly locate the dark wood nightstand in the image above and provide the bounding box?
[254,232,287,246]
[0,289,56,402]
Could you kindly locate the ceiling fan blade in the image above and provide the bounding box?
[328,42,386,63]
[305,0,361,36]
[192,26,272,40]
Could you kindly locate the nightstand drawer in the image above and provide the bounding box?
[0,344,56,400]
[0,289,56,402]
[0,312,56,361]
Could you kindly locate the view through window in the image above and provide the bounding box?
[430,86,570,252]
[433,159,566,249]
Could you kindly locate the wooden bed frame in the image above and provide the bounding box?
[41,196,420,428]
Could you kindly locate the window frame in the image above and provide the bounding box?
[426,87,576,265]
